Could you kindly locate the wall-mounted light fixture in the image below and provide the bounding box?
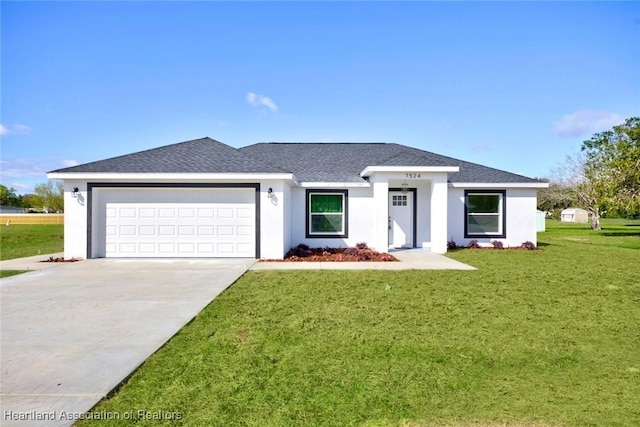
[401,182,409,194]
[267,187,273,198]
[71,187,79,198]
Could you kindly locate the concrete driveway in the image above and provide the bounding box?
[0,258,255,427]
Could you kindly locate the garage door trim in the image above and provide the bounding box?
[87,183,261,259]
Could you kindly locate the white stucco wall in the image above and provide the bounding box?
[429,176,449,253]
[259,181,287,259]
[447,187,539,248]
[282,183,291,255]
[505,189,539,245]
[289,186,379,251]
[369,179,389,253]
[62,180,89,259]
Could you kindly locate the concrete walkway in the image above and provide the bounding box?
[0,252,66,272]
[250,249,475,270]
[0,257,255,427]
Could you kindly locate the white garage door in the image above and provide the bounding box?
[104,198,255,258]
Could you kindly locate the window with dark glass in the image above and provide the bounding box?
[306,190,348,237]
[465,190,506,237]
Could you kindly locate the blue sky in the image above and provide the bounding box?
[1,1,638,193]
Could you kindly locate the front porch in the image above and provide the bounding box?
[363,167,457,254]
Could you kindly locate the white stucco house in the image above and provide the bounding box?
[47,137,548,259]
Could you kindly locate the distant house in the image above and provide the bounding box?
[561,208,589,223]
[0,205,25,214]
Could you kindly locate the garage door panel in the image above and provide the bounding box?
[139,243,156,253]
[139,225,156,236]
[217,225,234,236]
[217,208,234,218]
[198,208,215,218]
[118,243,137,253]
[178,225,195,236]
[105,199,255,258]
[178,208,195,218]
[178,243,195,254]
[198,225,215,235]
[139,208,156,218]
[158,242,176,255]
[119,207,137,218]
[158,225,175,236]
[216,243,235,254]
[237,208,253,218]
[237,225,253,236]
[237,243,253,254]
[158,208,175,218]
[119,225,137,236]
[198,243,215,253]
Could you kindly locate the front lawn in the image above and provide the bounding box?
[0,270,26,278]
[0,224,64,260]
[80,220,640,427]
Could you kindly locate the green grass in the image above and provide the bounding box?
[80,220,640,427]
[0,224,64,260]
[0,270,27,278]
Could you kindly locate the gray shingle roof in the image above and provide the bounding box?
[50,137,288,174]
[239,142,542,184]
[51,137,542,184]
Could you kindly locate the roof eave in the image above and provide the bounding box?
[46,172,297,182]
[360,165,460,177]
[448,182,549,189]
[298,181,371,188]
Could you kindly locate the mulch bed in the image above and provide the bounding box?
[448,240,539,251]
[263,243,398,262]
[40,257,81,263]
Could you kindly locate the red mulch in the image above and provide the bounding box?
[264,244,398,262]
[40,257,81,263]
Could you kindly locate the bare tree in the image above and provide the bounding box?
[551,153,603,230]
[537,179,574,217]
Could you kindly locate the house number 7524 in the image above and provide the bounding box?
[406,173,421,178]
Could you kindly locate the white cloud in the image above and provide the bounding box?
[554,110,625,137]
[0,158,45,179]
[12,124,32,134]
[0,123,32,136]
[247,92,278,113]
[10,182,32,193]
[0,158,79,193]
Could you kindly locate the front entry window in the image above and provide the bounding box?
[392,195,407,206]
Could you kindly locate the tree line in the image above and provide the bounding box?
[538,117,640,230]
[0,181,64,213]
